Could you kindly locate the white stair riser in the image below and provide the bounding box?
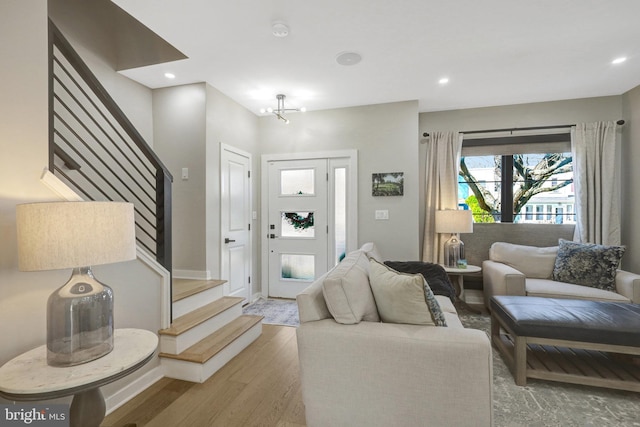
[161,322,262,383]
[173,286,224,318]
[160,304,243,354]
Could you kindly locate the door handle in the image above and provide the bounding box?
[224,238,236,244]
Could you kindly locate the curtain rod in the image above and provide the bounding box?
[422,119,625,138]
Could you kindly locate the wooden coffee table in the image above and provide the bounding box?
[490,296,640,392]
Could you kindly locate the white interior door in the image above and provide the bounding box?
[267,159,328,298]
[221,144,251,302]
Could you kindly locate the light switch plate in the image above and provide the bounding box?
[181,167,189,180]
[375,210,389,220]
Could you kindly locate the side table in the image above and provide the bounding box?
[442,265,482,312]
[0,328,158,427]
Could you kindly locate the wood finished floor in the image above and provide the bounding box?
[101,325,305,427]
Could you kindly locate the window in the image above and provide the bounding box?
[458,132,575,224]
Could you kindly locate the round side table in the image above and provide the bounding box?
[441,265,482,300]
[0,328,158,427]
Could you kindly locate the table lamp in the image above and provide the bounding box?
[435,209,473,268]
[16,201,136,367]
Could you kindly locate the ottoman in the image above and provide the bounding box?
[490,295,640,392]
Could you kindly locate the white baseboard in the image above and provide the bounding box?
[250,292,263,303]
[105,365,164,414]
[173,269,212,280]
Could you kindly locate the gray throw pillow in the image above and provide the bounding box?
[552,239,625,292]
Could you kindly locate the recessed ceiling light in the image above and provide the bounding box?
[612,57,627,65]
[272,22,289,38]
[336,52,362,66]
[439,77,449,85]
[164,72,176,79]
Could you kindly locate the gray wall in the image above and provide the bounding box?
[153,84,208,273]
[419,96,624,261]
[622,85,640,273]
[152,83,260,290]
[258,100,421,261]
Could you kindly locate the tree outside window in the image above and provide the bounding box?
[459,153,574,223]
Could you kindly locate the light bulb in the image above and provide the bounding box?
[285,119,290,124]
[260,108,266,114]
[300,107,307,113]
[267,107,273,113]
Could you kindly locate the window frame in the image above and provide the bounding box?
[460,132,572,224]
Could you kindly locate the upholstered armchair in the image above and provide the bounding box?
[483,241,640,309]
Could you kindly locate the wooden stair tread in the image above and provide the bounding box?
[159,315,263,364]
[159,296,243,336]
[172,279,226,303]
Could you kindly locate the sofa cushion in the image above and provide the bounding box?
[368,259,446,326]
[322,250,380,324]
[383,261,456,301]
[552,239,625,292]
[489,242,558,279]
[525,279,631,303]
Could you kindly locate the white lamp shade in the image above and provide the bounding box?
[16,201,136,271]
[435,209,473,234]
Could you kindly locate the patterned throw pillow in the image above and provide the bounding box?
[552,239,625,291]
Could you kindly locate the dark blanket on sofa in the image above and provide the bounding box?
[384,261,456,302]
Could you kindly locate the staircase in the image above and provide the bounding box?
[159,279,263,383]
[48,23,263,385]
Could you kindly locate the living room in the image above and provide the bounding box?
[2,1,640,426]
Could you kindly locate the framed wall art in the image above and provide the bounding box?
[372,172,404,196]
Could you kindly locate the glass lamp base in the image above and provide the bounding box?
[47,267,114,367]
[443,235,466,268]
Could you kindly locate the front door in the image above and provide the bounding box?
[221,144,251,302]
[267,159,328,298]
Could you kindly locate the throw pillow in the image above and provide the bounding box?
[552,239,625,291]
[383,261,456,301]
[368,259,446,326]
[322,250,380,324]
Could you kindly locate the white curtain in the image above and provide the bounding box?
[422,131,463,263]
[571,121,620,245]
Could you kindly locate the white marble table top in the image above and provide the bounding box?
[0,328,157,396]
[442,264,482,274]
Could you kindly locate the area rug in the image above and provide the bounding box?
[458,312,640,427]
[244,299,640,426]
[242,298,299,327]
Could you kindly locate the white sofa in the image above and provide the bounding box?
[483,242,640,308]
[296,243,493,427]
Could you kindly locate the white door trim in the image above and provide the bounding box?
[261,150,358,299]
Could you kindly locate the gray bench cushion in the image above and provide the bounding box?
[490,296,640,347]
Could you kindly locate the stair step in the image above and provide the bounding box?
[161,296,243,337]
[160,315,263,383]
[172,279,226,303]
[160,314,263,364]
[172,279,227,318]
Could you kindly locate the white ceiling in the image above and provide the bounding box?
[113,0,640,115]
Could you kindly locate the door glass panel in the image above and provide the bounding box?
[281,212,315,237]
[281,169,314,195]
[334,167,346,264]
[281,254,315,281]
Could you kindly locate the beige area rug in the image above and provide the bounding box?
[244,299,640,426]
